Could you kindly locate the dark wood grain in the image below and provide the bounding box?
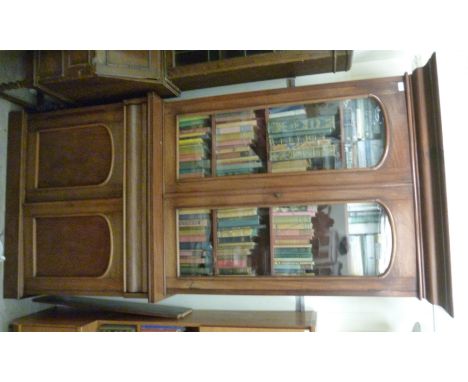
[35,216,111,277]
[410,53,453,317]
[167,50,352,90]
[33,50,179,103]
[37,124,112,188]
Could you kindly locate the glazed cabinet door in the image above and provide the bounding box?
[163,75,412,195]
[160,70,453,316]
[164,186,418,297]
[4,98,152,298]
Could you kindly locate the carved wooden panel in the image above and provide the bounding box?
[94,51,162,80]
[106,51,150,68]
[26,103,124,202]
[23,199,123,294]
[37,124,113,188]
[35,215,111,277]
[36,51,63,80]
[67,51,91,66]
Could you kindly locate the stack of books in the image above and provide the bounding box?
[178,209,213,276]
[216,207,263,275]
[215,110,264,176]
[272,206,317,275]
[268,105,339,172]
[178,115,212,179]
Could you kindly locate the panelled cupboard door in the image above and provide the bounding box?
[24,104,126,295]
[26,103,124,203]
[23,199,124,294]
[4,97,152,298]
[163,76,412,195]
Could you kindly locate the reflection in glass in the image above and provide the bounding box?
[343,99,385,168]
[309,203,391,276]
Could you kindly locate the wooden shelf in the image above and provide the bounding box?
[11,307,317,332]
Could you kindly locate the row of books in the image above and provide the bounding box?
[178,115,212,179]
[178,209,213,276]
[214,110,265,176]
[97,324,186,332]
[216,207,264,275]
[271,206,317,275]
[267,105,339,173]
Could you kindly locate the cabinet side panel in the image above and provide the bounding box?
[4,111,27,298]
[411,54,453,317]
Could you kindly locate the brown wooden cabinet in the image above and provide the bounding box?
[33,50,180,103]
[166,50,353,90]
[2,50,353,110]
[4,95,161,299]
[160,54,453,316]
[3,54,452,317]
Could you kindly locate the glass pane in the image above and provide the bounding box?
[343,98,385,168]
[178,115,212,179]
[174,50,274,66]
[345,203,392,276]
[177,202,392,278]
[267,98,385,173]
[178,209,213,276]
[215,207,269,275]
[215,110,267,176]
[271,202,391,277]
